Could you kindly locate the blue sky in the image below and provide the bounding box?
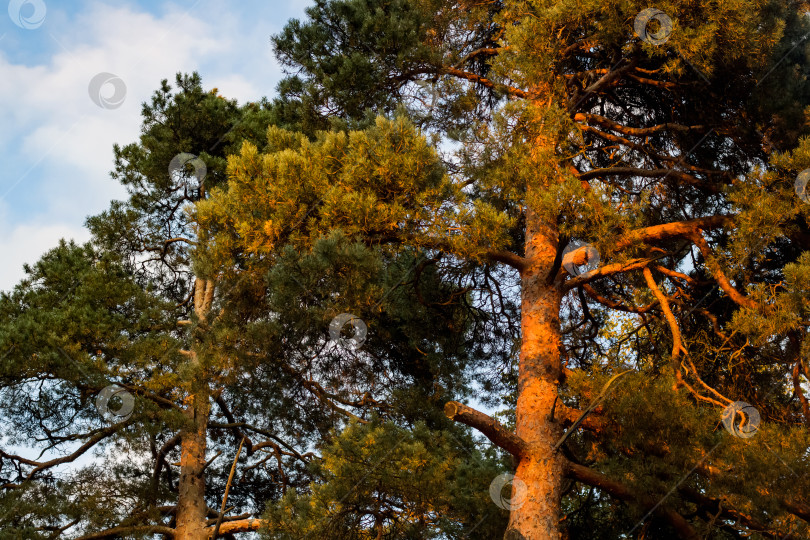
[0,0,312,291]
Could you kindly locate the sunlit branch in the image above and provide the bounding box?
[615,216,732,252]
[689,232,759,310]
[563,257,657,291]
[643,266,685,373]
[444,401,528,458]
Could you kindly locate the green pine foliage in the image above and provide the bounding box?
[6,0,810,538]
[262,420,508,539]
[215,0,810,537]
[2,72,502,537]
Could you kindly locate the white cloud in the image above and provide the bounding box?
[0,3,224,205]
[0,1,302,291]
[0,221,91,292]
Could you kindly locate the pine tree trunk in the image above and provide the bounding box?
[176,278,214,540]
[175,376,210,540]
[505,202,565,539]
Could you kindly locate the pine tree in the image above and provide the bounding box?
[197,0,810,537]
[1,73,263,539]
[195,117,511,539]
[1,73,495,539]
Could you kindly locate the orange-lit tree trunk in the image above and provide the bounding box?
[176,278,214,540]
[175,379,210,540]
[442,132,569,540]
[505,199,565,540]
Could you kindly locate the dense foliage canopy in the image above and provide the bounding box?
[4,0,810,539]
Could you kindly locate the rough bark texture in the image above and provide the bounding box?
[176,278,214,540]
[505,199,565,540]
[175,361,211,540]
[444,401,528,457]
[210,518,264,535]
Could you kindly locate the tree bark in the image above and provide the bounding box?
[176,278,214,540]
[504,197,565,539]
[175,364,210,540]
[443,401,528,458]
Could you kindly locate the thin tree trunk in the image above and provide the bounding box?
[176,278,214,540]
[505,193,565,537]
[175,381,210,540]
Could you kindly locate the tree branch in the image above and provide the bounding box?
[555,402,606,432]
[76,525,176,539]
[487,249,529,272]
[206,518,264,536]
[443,401,528,458]
[578,166,718,192]
[211,437,245,539]
[443,67,529,98]
[696,463,810,524]
[795,360,810,428]
[573,112,705,136]
[563,257,658,291]
[582,283,657,313]
[564,461,699,539]
[615,216,732,252]
[690,232,759,310]
[677,486,780,539]
[1,422,125,488]
[643,266,684,374]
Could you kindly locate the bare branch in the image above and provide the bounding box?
[1,422,125,488]
[444,401,528,458]
[487,250,529,272]
[573,112,705,136]
[643,266,685,372]
[443,67,529,98]
[76,525,176,539]
[206,518,264,536]
[563,257,657,291]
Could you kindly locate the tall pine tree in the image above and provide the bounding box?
[1,73,490,538]
[197,0,810,537]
